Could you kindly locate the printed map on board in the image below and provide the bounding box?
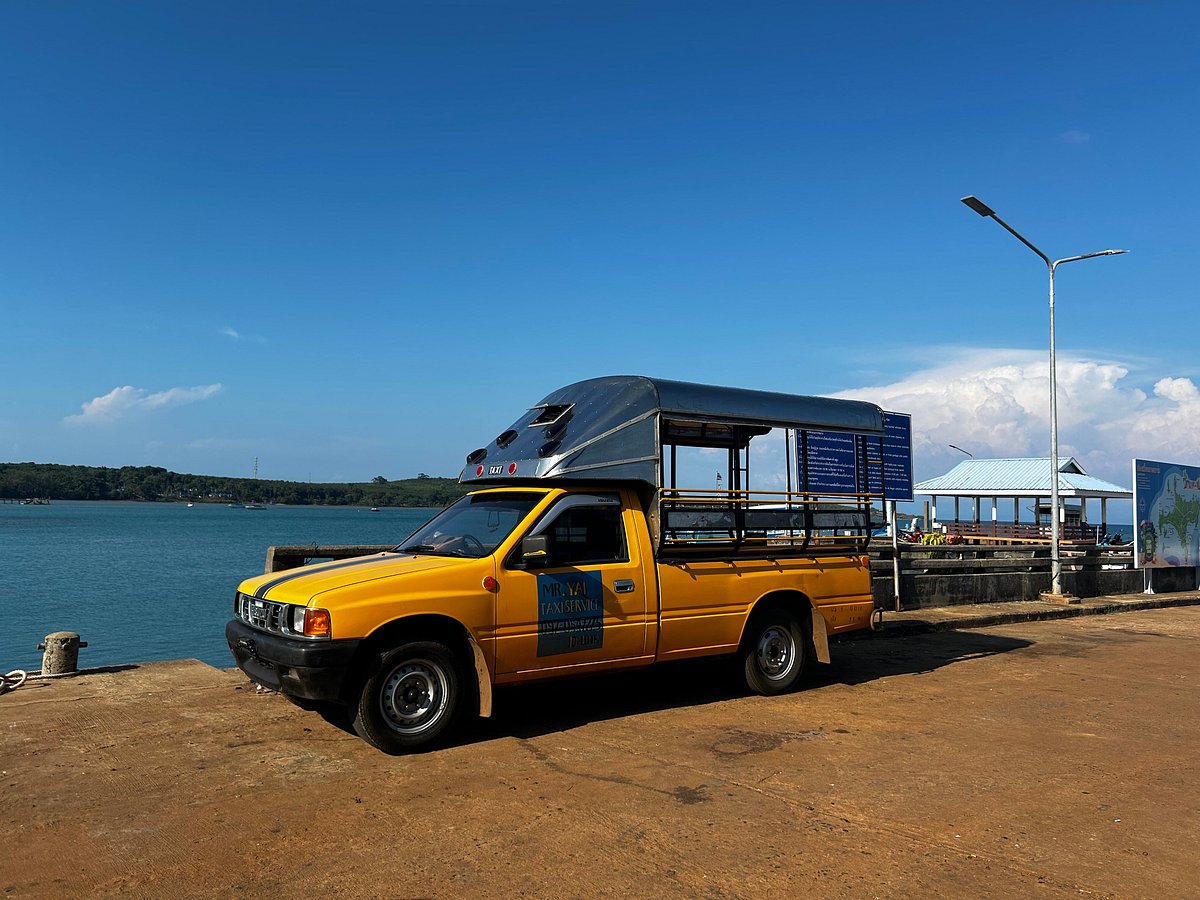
[1134,458,1200,568]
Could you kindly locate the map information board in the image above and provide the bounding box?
[1132,458,1200,569]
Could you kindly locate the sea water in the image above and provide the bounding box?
[0,501,437,672]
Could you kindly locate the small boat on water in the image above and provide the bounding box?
[369,506,380,512]
[243,503,265,510]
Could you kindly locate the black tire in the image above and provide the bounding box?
[352,640,465,753]
[741,607,807,695]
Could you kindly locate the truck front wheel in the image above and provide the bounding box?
[352,640,464,753]
[741,608,806,695]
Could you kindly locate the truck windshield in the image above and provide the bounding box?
[397,492,544,558]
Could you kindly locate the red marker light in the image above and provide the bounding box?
[507,463,517,474]
[475,465,484,477]
[482,576,499,592]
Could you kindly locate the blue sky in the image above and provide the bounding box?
[2,1,1197,490]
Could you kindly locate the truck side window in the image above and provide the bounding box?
[549,505,627,566]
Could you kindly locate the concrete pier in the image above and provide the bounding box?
[3,605,1200,898]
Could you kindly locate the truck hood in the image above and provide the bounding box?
[238,552,465,605]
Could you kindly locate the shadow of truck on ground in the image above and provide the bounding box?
[472,629,1032,743]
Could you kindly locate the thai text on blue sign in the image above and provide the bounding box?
[881,411,914,502]
[796,410,912,501]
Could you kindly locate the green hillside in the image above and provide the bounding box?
[0,463,469,507]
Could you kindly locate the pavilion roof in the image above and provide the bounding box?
[913,457,1131,500]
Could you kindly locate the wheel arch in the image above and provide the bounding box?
[743,590,830,664]
[352,613,493,718]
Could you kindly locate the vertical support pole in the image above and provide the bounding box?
[1049,262,1063,595]
[785,428,793,495]
[889,500,901,612]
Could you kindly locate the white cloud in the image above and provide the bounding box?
[64,384,222,426]
[1060,129,1090,144]
[1098,377,1200,470]
[220,326,266,344]
[831,349,1200,486]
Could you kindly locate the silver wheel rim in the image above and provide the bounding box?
[378,658,449,735]
[756,625,796,681]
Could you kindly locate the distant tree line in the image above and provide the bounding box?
[0,463,470,507]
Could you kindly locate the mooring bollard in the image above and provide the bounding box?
[37,631,88,675]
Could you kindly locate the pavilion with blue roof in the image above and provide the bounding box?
[913,457,1132,543]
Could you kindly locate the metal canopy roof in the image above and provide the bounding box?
[914,457,1132,499]
[459,375,884,487]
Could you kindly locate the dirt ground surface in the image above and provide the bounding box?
[3,607,1199,899]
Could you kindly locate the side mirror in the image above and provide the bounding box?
[521,534,551,565]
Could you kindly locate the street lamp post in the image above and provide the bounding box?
[961,196,1127,598]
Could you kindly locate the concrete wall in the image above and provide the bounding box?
[873,567,1198,609]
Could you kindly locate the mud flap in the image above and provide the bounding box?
[810,608,831,664]
[468,632,493,718]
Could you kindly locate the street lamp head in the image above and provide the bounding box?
[961,195,995,217]
[1056,248,1131,266]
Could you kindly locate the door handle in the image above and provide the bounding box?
[614,579,636,593]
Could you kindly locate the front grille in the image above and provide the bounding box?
[235,593,290,635]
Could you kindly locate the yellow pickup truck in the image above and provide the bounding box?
[227,376,887,753]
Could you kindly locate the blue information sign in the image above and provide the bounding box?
[881,411,914,502]
[796,410,912,501]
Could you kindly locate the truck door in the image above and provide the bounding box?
[495,492,650,675]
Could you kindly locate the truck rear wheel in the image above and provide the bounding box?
[741,608,806,695]
[352,640,464,753]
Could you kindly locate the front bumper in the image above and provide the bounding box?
[225,618,362,702]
